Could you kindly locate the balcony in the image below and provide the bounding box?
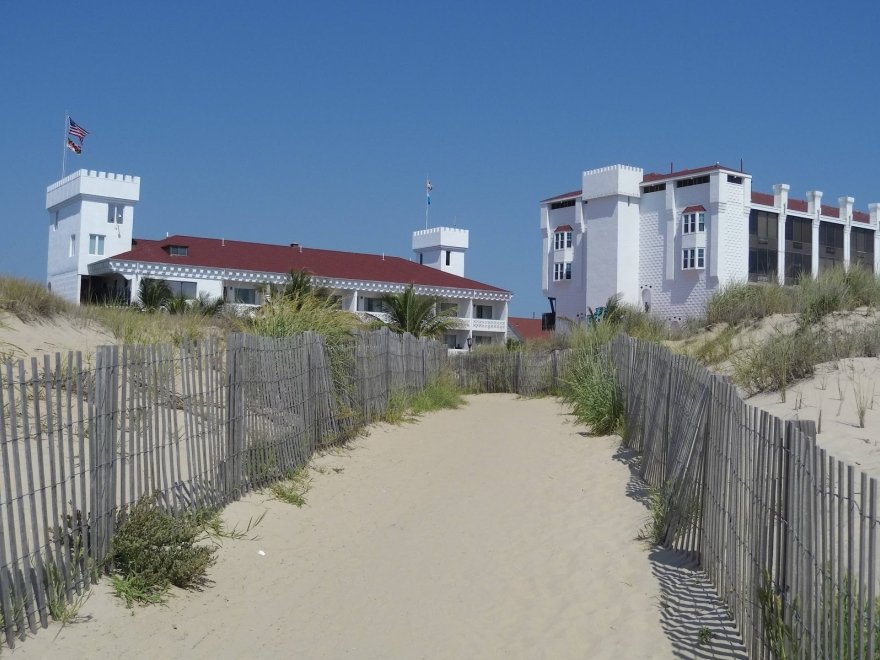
[357,312,505,334]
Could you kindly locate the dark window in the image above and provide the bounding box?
[550,198,576,210]
[676,175,710,188]
[748,210,778,282]
[784,216,812,284]
[445,250,451,266]
[818,222,844,272]
[167,281,197,299]
[167,245,188,256]
[727,175,744,184]
[475,305,493,319]
[642,183,666,194]
[852,227,875,272]
[419,253,423,265]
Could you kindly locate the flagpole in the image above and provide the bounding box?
[61,112,68,178]
[425,174,430,229]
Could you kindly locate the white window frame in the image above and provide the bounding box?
[682,247,705,270]
[475,304,493,320]
[553,262,573,281]
[682,212,706,235]
[88,234,105,256]
[108,203,124,224]
[69,234,76,257]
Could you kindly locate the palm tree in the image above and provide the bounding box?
[380,284,454,338]
[138,278,172,311]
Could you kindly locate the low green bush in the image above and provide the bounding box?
[110,498,216,606]
[562,323,623,435]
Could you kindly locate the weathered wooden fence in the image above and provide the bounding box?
[448,349,571,395]
[0,327,445,647]
[610,333,879,659]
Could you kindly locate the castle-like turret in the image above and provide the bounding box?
[411,226,469,277]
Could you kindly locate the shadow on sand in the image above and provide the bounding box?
[612,446,749,659]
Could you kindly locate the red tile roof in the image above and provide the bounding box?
[682,205,706,213]
[751,192,870,222]
[507,317,551,341]
[642,163,741,183]
[541,190,581,203]
[751,191,775,206]
[108,235,509,293]
[554,224,573,232]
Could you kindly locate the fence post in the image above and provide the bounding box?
[225,335,242,499]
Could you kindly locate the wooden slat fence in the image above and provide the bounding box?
[610,333,879,659]
[449,348,571,396]
[0,328,445,648]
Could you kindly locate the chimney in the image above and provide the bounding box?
[870,202,880,229]
[807,190,823,215]
[773,183,790,210]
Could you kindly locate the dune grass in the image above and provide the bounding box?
[381,373,465,424]
[0,275,71,321]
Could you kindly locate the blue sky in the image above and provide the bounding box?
[4,1,879,317]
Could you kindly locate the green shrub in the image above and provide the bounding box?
[270,467,311,506]
[110,498,216,606]
[246,294,359,346]
[562,324,623,435]
[0,275,71,320]
[409,373,465,414]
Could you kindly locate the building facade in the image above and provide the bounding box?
[541,163,880,325]
[46,169,511,346]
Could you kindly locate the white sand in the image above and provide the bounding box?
[8,395,740,659]
[0,313,114,363]
[749,356,880,478]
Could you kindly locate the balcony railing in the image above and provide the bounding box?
[356,313,506,333]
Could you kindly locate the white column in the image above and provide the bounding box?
[774,184,789,284]
[871,203,880,274]
[665,184,676,281]
[808,191,823,276]
[840,196,854,270]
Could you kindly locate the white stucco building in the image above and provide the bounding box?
[46,169,511,347]
[541,163,880,326]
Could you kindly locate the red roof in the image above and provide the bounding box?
[541,190,581,203]
[108,235,509,293]
[682,205,706,213]
[751,192,870,222]
[554,224,573,232]
[507,317,551,341]
[642,163,741,183]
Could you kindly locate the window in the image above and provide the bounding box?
[362,298,387,313]
[167,245,188,256]
[88,234,105,256]
[682,212,705,234]
[554,231,573,250]
[419,253,423,265]
[818,222,844,272]
[445,250,451,266]
[676,175,710,188]
[232,288,257,305]
[784,216,812,284]
[440,302,459,316]
[727,175,743,184]
[553,262,573,281]
[852,227,875,273]
[475,305,493,319]
[165,281,197,299]
[748,210,778,282]
[682,248,705,270]
[550,198,576,210]
[642,183,666,194]
[52,211,58,231]
[107,203,124,224]
[69,234,76,257]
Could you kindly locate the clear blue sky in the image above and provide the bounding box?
[4,1,879,317]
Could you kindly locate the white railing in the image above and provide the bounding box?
[356,311,393,324]
[355,313,506,334]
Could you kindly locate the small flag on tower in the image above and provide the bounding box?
[68,118,88,143]
[66,139,82,154]
[426,179,432,205]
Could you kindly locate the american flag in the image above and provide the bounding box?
[68,118,88,143]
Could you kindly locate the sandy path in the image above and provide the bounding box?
[11,395,727,659]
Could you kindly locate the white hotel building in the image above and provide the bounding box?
[541,163,880,325]
[46,169,511,347]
